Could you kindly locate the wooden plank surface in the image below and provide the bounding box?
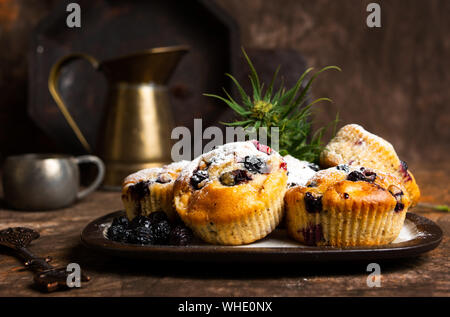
[0,162,448,297]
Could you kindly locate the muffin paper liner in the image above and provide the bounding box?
[190,191,285,245]
[286,189,407,247]
[123,182,178,221]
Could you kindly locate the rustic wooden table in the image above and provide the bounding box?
[0,162,448,297]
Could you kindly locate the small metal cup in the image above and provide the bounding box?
[1,154,105,210]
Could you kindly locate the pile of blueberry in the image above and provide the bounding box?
[107,211,193,246]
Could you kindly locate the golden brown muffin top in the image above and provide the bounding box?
[285,165,411,214]
[122,160,190,195]
[319,124,420,206]
[174,141,288,224]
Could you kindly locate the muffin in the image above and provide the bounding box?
[122,160,190,221]
[173,140,288,245]
[320,124,420,206]
[284,155,318,188]
[285,165,411,247]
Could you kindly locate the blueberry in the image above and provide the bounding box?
[400,160,408,171]
[232,169,252,184]
[299,224,323,246]
[129,215,152,229]
[307,181,317,188]
[395,202,405,212]
[308,163,320,172]
[151,220,171,244]
[304,192,323,213]
[389,185,405,213]
[129,227,155,245]
[347,170,376,183]
[122,229,134,243]
[107,225,126,242]
[190,169,209,190]
[108,215,133,242]
[399,160,412,181]
[169,225,193,246]
[148,211,168,224]
[347,171,365,182]
[219,169,252,186]
[128,180,151,201]
[111,215,129,228]
[243,156,269,174]
[336,164,350,173]
[108,212,173,245]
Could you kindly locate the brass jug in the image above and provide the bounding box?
[48,45,189,189]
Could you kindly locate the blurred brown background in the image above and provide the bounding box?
[0,0,449,167]
[217,0,450,166]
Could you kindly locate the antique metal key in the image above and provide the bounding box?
[0,227,90,292]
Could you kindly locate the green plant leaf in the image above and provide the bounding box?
[220,119,254,126]
[279,67,313,109]
[203,93,250,116]
[242,47,261,99]
[264,65,280,101]
[225,73,251,108]
[204,49,341,162]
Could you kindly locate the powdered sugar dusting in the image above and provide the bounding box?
[346,124,394,152]
[208,141,266,165]
[284,155,317,187]
[123,160,191,187]
[123,167,163,185]
[392,217,424,242]
[165,160,190,171]
[179,140,280,181]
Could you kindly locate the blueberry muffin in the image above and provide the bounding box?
[285,165,411,247]
[320,124,420,206]
[284,155,318,188]
[122,160,190,221]
[173,140,288,245]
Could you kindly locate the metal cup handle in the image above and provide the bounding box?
[74,155,105,200]
[48,53,100,153]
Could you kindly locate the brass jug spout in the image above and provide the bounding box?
[100,45,189,84]
[48,45,189,189]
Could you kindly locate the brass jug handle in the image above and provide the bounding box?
[48,53,100,153]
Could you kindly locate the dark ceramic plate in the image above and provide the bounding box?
[81,211,442,263]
